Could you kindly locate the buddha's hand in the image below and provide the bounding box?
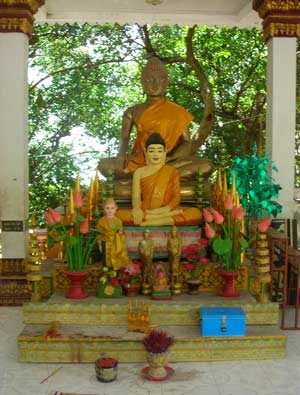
[133,208,144,225]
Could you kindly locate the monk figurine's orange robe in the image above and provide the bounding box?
[127,98,193,173]
[117,165,201,226]
[96,216,130,270]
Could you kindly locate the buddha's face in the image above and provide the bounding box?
[104,202,117,218]
[141,73,168,97]
[146,144,166,165]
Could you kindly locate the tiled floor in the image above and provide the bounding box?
[1,306,300,395]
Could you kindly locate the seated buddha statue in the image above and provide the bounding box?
[98,56,212,181]
[117,133,201,226]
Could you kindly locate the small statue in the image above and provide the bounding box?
[138,229,154,295]
[96,198,130,271]
[167,226,183,295]
[117,133,202,226]
[152,261,172,300]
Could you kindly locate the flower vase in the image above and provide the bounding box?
[64,270,90,299]
[146,351,170,379]
[218,270,240,298]
[126,283,140,297]
[186,279,201,295]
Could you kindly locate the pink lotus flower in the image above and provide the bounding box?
[79,218,89,234]
[48,207,61,223]
[44,212,56,226]
[203,208,213,223]
[74,191,83,209]
[224,194,234,210]
[231,206,245,221]
[212,208,224,225]
[205,223,216,239]
[258,217,272,233]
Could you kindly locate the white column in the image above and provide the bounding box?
[0,33,29,258]
[266,37,297,218]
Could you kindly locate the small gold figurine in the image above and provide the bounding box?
[167,226,183,295]
[138,229,154,296]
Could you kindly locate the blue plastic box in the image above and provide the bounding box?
[200,307,246,337]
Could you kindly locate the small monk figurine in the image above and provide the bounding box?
[138,229,154,296]
[167,226,183,294]
[96,198,130,271]
[117,133,202,226]
[98,56,212,179]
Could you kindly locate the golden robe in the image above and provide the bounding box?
[127,98,193,173]
[96,216,130,270]
[118,165,201,226]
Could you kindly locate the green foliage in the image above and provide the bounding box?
[230,143,282,229]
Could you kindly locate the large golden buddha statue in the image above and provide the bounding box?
[117,133,201,226]
[98,57,212,181]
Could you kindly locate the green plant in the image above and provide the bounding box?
[230,143,282,236]
[44,191,98,271]
[143,329,174,354]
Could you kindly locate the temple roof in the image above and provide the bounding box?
[36,0,261,28]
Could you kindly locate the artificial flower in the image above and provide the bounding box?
[203,208,213,223]
[182,238,209,280]
[257,217,272,233]
[203,196,272,272]
[44,191,99,271]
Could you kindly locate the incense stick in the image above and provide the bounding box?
[40,366,62,384]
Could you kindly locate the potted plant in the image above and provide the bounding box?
[44,190,99,299]
[203,195,271,297]
[181,238,209,294]
[142,328,174,381]
[121,261,142,297]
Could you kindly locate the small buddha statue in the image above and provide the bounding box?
[117,133,202,226]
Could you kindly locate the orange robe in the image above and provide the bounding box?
[117,165,201,226]
[127,98,193,173]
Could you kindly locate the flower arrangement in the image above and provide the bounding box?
[44,191,98,272]
[181,238,209,280]
[204,194,271,272]
[143,329,174,354]
[121,261,142,287]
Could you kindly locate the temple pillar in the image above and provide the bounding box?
[253,0,300,218]
[266,38,296,218]
[0,0,44,258]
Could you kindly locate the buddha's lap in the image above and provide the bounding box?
[117,207,201,226]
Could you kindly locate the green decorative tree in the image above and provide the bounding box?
[230,143,282,236]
